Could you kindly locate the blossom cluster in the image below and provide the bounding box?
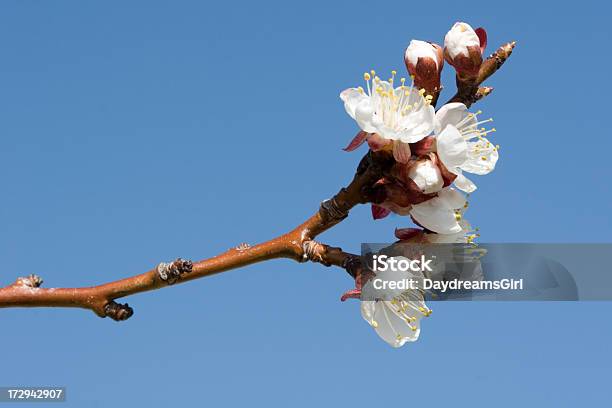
[340,22,499,347]
[341,21,497,236]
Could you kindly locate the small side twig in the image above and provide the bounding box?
[104,301,134,321]
[448,41,516,107]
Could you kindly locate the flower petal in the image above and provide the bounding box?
[434,102,473,134]
[409,188,466,234]
[360,301,376,325]
[454,172,477,193]
[407,159,443,194]
[438,187,467,209]
[340,88,366,118]
[436,125,468,171]
[397,104,435,143]
[430,152,458,187]
[461,138,499,175]
[361,301,420,347]
[393,140,412,164]
[355,99,377,133]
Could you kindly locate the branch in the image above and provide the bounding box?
[447,41,516,107]
[0,151,391,320]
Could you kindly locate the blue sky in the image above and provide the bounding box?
[0,0,610,406]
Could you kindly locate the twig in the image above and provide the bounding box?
[447,41,516,107]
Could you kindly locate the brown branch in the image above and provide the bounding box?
[0,151,391,321]
[447,41,516,107]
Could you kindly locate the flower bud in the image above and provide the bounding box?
[391,156,444,196]
[443,22,486,78]
[406,159,443,194]
[404,40,444,94]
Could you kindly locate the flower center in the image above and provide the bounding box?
[359,69,432,130]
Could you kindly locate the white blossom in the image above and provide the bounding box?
[361,258,431,348]
[340,71,435,148]
[434,102,499,193]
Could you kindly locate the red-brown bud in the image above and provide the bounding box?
[443,22,486,79]
[404,40,444,94]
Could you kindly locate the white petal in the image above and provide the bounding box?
[397,104,435,143]
[354,99,377,133]
[436,125,468,171]
[374,122,400,141]
[454,172,477,193]
[410,196,462,234]
[438,187,467,209]
[340,88,366,119]
[434,102,473,134]
[364,301,420,347]
[461,138,499,175]
[360,301,377,325]
[408,160,443,194]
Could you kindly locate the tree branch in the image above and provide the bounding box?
[0,151,389,320]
